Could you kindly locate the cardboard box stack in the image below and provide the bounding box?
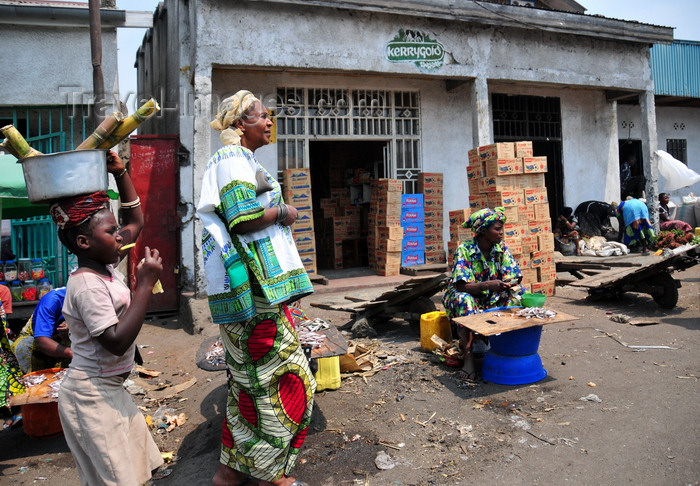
[315,186,363,270]
[401,194,425,266]
[283,168,317,277]
[368,179,403,276]
[447,208,472,261]
[418,173,446,264]
[465,141,556,296]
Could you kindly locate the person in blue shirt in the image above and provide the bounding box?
[12,287,72,373]
[617,198,655,254]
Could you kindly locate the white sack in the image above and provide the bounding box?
[656,150,700,191]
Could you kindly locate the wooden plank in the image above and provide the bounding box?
[567,266,649,288]
[310,274,329,285]
[309,325,348,359]
[453,310,579,336]
[557,262,612,271]
[364,274,448,318]
[401,263,448,276]
[308,301,368,313]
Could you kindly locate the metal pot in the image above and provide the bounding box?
[19,149,108,203]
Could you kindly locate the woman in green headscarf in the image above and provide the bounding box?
[198,90,315,486]
[443,207,524,382]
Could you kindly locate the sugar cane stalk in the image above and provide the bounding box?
[76,111,125,149]
[97,98,160,149]
[1,125,43,159]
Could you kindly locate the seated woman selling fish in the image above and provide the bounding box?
[442,207,524,382]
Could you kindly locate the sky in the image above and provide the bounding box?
[113,0,699,105]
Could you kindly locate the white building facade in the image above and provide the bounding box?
[136,0,674,294]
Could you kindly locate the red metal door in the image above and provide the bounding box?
[127,135,180,314]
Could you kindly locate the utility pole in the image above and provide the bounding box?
[89,0,105,125]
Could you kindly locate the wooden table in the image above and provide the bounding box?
[453,309,579,385]
[453,309,579,336]
[9,369,65,406]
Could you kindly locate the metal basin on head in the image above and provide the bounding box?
[19,149,108,203]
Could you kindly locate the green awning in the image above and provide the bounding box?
[0,154,50,220]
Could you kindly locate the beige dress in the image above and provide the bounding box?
[58,267,162,485]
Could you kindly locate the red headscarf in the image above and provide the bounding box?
[49,191,110,230]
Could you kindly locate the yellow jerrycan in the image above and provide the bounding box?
[420,311,452,352]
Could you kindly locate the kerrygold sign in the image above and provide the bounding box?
[386,29,445,71]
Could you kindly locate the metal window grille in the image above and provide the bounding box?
[276,87,421,190]
[10,216,76,287]
[0,105,91,154]
[492,94,562,140]
[2,106,90,288]
[666,139,687,164]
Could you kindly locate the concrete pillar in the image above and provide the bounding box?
[471,76,491,147]
[639,88,659,228]
[185,69,213,297]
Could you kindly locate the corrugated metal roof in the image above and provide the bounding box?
[651,40,700,98]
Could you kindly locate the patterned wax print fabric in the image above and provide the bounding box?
[443,238,523,320]
[218,301,315,482]
[197,145,313,324]
[660,220,693,233]
[12,287,69,374]
[0,300,26,410]
[618,199,655,248]
[463,207,506,234]
[49,191,109,230]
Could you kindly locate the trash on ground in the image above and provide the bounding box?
[149,406,187,433]
[515,307,557,319]
[595,329,678,350]
[374,450,396,470]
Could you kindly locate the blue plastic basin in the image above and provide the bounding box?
[481,352,547,385]
[488,325,543,356]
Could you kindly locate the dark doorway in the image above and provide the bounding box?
[491,93,564,218]
[618,139,644,199]
[309,140,387,271]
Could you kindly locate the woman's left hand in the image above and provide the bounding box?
[106,150,126,175]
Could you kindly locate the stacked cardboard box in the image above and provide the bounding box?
[283,168,317,277]
[315,186,363,270]
[465,142,555,296]
[418,173,446,264]
[401,194,425,266]
[368,179,403,275]
[447,208,472,260]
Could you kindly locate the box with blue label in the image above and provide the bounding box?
[401,249,425,266]
[402,223,424,237]
[402,236,425,252]
[294,234,316,253]
[401,207,424,224]
[401,194,424,209]
[283,168,311,190]
[285,191,313,211]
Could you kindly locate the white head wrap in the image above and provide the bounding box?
[210,90,260,145]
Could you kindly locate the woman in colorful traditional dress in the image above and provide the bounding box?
[617,197,655,254]
[658,193,694,237]
[443,207,524,382]
[198,90,315,486]
[0,290,25,430]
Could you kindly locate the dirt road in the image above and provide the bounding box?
[1,265,698,485]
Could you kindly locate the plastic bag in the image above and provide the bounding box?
[657,150,700,191]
